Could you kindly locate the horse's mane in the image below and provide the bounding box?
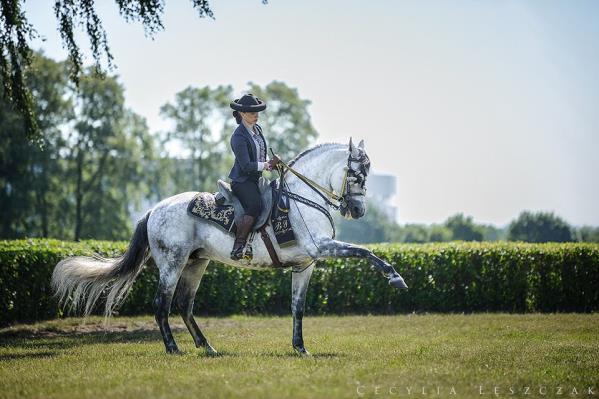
[288,142,346,167]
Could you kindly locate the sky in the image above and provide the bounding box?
[24,0,599,226]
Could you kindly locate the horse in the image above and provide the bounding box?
[51,138,408,356]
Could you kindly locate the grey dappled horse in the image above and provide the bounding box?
[52,138,408,355]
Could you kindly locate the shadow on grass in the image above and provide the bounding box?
[0,327,344,360]
[0,351,58,361]
[0,329,163,356]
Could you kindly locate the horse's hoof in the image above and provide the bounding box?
[389,275,408,289]
[166,347,182,355]
[204,344,218,356]
[293,346,311,356]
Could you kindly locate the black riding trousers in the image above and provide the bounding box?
[231,180,262,218]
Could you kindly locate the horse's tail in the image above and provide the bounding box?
[52,210,152,319]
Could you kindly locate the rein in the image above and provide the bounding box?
[268,147,369,244]
[271,149,348,211]
[280,187,336,239]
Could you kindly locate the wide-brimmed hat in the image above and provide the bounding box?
[230,93,267,112]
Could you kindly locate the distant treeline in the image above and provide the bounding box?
[335,208,599,244]
[2,52,596,245]
[1,52,317,241]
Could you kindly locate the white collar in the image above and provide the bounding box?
[242,121,257,135]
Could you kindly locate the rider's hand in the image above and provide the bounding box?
[269,154,281,169]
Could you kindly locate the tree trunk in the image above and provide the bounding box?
[74,150,84,241]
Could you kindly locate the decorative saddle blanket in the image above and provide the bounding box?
[187,192,236,233]
[187,186,296,247]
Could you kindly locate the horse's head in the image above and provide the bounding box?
[338,137,370,219]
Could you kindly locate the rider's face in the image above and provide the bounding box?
[240,111,259,125]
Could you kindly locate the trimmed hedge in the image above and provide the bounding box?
[1,239,598,325]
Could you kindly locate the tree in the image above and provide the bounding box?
[507,211,573,243]
[444,213,484,241]
[159,85,234,193]
[0,0,266,142]
[335,203,401,244]
[64,70,158,240]
[1,51,158,240]
[429,225,452,242]
[246,81,318,161]
[575,226,599,243]
[0,52,71,238]
[158,81,318,195]
[479,224,506,241]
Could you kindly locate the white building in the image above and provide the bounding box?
[365,173,398,222]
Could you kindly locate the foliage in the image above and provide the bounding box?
[157,81,319,196]
[0,52,157,240]
[335,204,401,243]
[444,213,484,241]
[246,81,318,162]
[428,224,452,242]
[336,209,507,244]
[508,211,574,243]
[0,0,38,140]
[1,0,245,142]
[576,226,599,243]
[159,85,235,193]
[1,51,319,241]
[1,53,71,238]
[1,239,598,325]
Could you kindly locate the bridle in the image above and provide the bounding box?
[268,146,370,248]
[338,150,370,214]
[272,148,370,213]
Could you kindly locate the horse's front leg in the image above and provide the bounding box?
[291,263,314,356]
[316,239,408,289]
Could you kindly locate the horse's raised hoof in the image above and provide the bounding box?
[389,275,408,289]
[293,346,311,356]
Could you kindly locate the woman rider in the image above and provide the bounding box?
[228,93,280,260]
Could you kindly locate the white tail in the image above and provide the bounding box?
[52,211,151,318]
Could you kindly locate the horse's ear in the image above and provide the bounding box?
[358,139,365,149]
[349,137,357,155]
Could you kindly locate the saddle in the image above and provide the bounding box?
[187,177,296,267]
[214,177,273,231]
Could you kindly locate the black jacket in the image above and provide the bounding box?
[228,123,268,183]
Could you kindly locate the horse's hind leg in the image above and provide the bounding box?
[175,257,217,356]
[153,246,190,354]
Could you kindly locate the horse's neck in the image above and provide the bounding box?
[284,146,347,205]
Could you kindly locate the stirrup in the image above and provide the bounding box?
[230,243,246,260]
[243,231,255,260]
[243,244,253,260]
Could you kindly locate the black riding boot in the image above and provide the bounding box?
[230,215,255,260]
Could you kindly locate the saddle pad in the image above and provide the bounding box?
[270,180,296,247]
[187,192,236,233]
[188,190,296,247]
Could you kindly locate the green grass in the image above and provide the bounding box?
[0,314,597,398]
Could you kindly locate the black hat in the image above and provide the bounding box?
[230,93,267,112]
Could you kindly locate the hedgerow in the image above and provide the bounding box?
[1,239,597,325]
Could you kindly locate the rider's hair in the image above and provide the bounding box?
[232,110,242,124]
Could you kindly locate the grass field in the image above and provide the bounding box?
[0,314,597,398]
